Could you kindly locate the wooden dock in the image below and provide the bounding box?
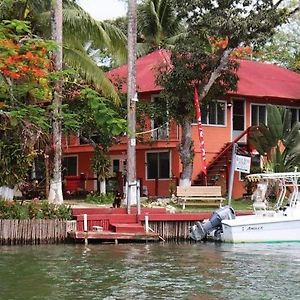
[69,207,213,243]
[68,230,160,243]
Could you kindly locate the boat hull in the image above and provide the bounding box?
[221,215,300,243]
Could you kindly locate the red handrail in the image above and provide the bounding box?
[206,126,252,170]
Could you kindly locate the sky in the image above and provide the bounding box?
[78,0,127,21]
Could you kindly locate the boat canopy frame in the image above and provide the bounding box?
[247,172,300,210]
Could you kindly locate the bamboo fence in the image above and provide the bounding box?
[148,221,194,240]
[0,219,76,245]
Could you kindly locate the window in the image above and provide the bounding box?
[232,99,245,130]
[251,105,266,126]
[147,152,170,179]
[289,108,300,128]
[112,159,120,174]
[201,101,225,125]
[151,96,169,140]
[62,156,77,176]
[79,134,102,145]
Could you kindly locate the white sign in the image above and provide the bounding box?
[235,155,251,174]
[130,138,136,146]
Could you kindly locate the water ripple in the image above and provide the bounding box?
[0,243,300,299]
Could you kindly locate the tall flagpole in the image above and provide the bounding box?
[193,85,207,182]
[127,0,138,214]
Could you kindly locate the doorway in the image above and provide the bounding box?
[232,99,245,141]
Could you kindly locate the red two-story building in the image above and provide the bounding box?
[63,50,300,199]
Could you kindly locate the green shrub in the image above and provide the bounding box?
[0,200,72,220]
[85,192,114,205]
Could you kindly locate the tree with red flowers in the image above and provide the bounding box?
[0,20,54,200]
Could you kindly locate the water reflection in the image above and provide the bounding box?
[0,242,300,299]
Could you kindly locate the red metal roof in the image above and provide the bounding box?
[107,49,300,100]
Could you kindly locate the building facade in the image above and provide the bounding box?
[63,50,300,199]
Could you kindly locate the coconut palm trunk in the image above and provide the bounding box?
[48,0,63,204]
[127,0,138,213]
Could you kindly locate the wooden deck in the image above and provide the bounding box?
[69,207,213,243]
[69,206,252,243]
[68,230,160,242]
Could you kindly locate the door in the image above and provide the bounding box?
[232,99,245,141]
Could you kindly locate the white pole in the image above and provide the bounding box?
[83,214,88,232]
[228,143,237,206]
[145,214,149,233]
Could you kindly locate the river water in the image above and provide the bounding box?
[0,242,299,300]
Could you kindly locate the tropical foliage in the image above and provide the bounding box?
[0,18,127,200]
[254,1,300,72]
[107,0,183,59]
[248,105,300,172]
[157,0,295,185]
[0,20,52,188]
[0,199,72,220]
[0,0,127,102]
[137,0,182,54]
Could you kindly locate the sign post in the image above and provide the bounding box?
[235,155,251,174]
[228,143,237,206]
[228,144,251,206]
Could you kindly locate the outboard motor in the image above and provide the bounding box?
[190,206,235,241]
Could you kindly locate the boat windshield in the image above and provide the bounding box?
[247,172,300,210]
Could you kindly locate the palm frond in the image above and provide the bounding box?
[63,46,120,104]
[62,2,127,64]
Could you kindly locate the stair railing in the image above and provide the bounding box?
[206,126,252,171]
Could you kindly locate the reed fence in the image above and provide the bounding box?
[148,221,194,240]
[0,219,76,245]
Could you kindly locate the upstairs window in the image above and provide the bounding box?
[251,104,266,126]
[151,96,169,140]
[201,101,226,126]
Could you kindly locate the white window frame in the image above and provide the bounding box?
[250,103,267,126]
[195,99,227,127]
[145,150,171,180]
[286,106,300,127]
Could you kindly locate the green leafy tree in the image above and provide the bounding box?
[157,0,295,186]
[0,20,52,200]
[248,105,300,172]
[255,3,300,72]
[68,88,127,194]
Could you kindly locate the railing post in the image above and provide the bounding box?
[145,213,149,233]
[83,214,88,232]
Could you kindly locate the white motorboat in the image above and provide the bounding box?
[190,172,300,243]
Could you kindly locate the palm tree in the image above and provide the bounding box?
[1,0,128,203]
[127,0,138,213]
[48,0,63,204]
[1,0,127,102]
[138,0,182,52]
[248,105,300,172]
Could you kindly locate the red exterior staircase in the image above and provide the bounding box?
[194,127,252,187]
